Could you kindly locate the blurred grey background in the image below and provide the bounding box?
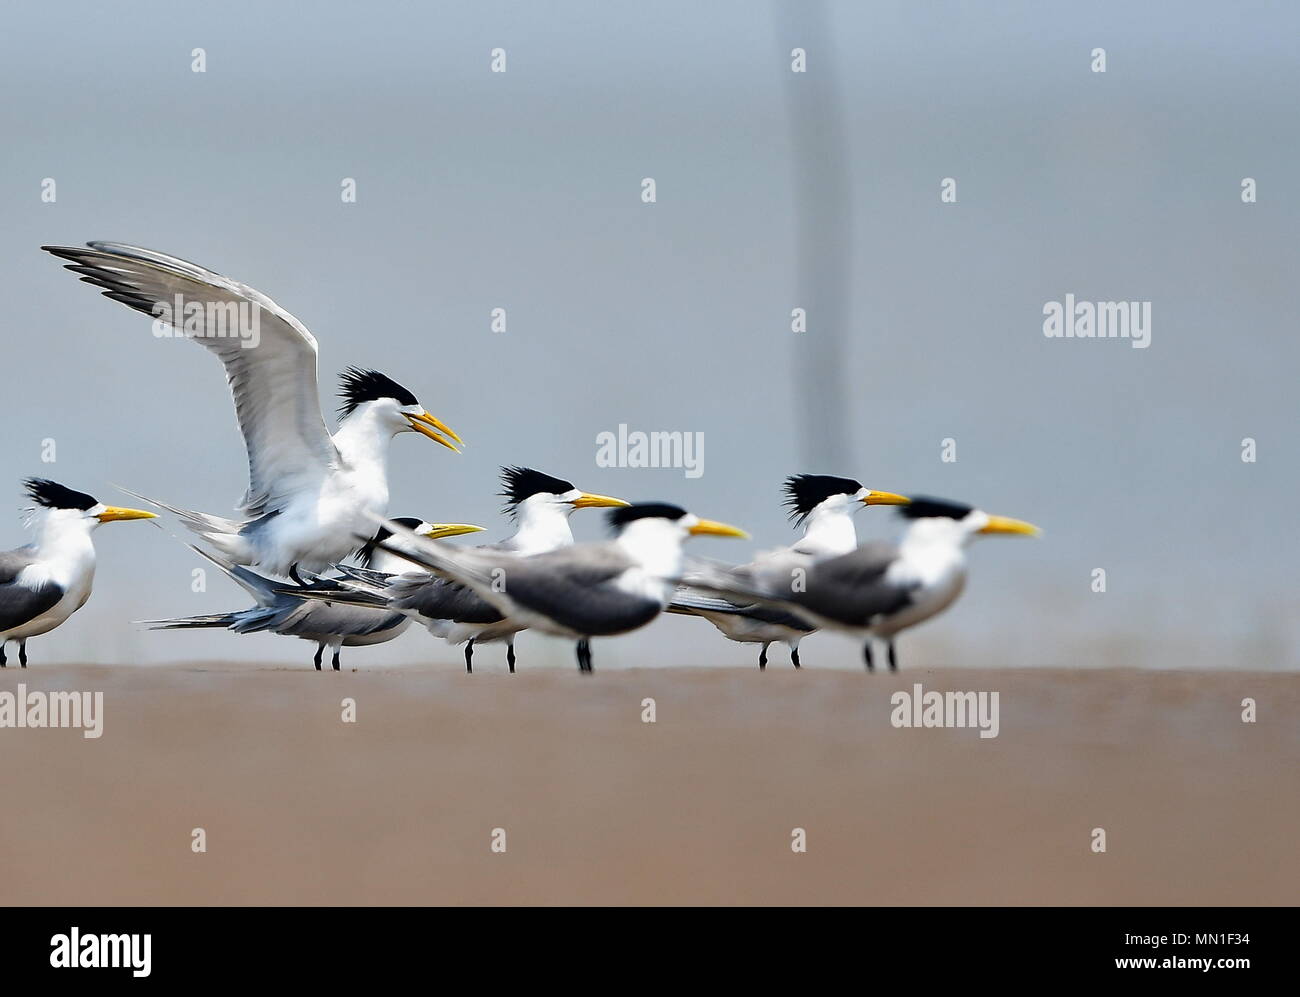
[1,0,1294,669]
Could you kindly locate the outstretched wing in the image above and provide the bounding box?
[42,242,338,517]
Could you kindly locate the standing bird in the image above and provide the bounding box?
[42,242,461,576]
[0,479,156,667]
[143,519,484,670]
[668,475,910,669]
[291,467,629,672]
[370,503,747,673]
[684,498,1039,672]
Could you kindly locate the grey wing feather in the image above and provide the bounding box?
[792,541,913,626]
[668,587,815,631]
[270,600,407,639]
[0,548,63,632]
[387,575,504,624]
[684,541,911,629]
[0,547,38,585]
[492,546,662,636]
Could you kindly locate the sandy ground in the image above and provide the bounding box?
[0,662,1296,906]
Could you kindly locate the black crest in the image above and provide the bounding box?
[338,367,419,417]
[499,466,575,514]
[782,474,864,524]
[24,477,98,511]
[359,516,423,569]
[607,502,688,532]
[899,497,974,521]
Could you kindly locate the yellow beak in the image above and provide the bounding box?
[978,515,1041,537]
[688,518,749,540]
[96,506,158,523]
[570,492,631,509]
[420,523,486,540]
[405,410,463,452]
[862,490,911,507]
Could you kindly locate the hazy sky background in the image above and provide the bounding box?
[1,1,1295,669]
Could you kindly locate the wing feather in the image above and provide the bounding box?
[0,561,63,634]
[43,242,338,517]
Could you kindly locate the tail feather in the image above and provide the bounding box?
[180,543,280,607]
[286,583,389,609]
[669,586,754,616]
[138,613,236,630]
[669,585,817,631]
[680,561,781,608]
[114,485,249,560]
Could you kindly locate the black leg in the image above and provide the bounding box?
[863,641,874,672]
[313,644,323,670]
[506,640,516,674]
[790,644,801,669]
[887,641,898,673]
[331,647,341,671]
[18,640,27,669]
[464,639,474,674]
[0,642,6,668]
[576,638,593,673]
[758,642,769,670]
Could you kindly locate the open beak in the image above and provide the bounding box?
[979,515,1041,537]
[96,506,158,523]
[420,523,487,540]
[405,411,462,452]
[570,492,631,509]
[689,518,749,540]
[862,490,911,507]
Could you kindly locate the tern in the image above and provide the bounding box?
[668,475,910,669]
[684,497,1039,671]
[42,241,461,576]
[291,467,629,672]
[370,502,747,672]
[0,479,156,667]
[144,520,484,670]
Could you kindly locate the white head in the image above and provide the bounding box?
[608,502,748,574]
[500,466,629,554]
[898,497,1040,549]
[783,474,911,523]
[337,367,461,451]
[359,516,485,572]
[782,474,911,552]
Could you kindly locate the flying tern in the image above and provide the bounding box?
[42,242,461,576]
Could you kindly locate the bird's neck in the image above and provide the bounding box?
[615,521,686,581]
[897,520,969,578]
[508,504,575,556]
[332,408,397,478]
[33,514,97,579]
[799,506,858,555]
[368,545,418,575]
